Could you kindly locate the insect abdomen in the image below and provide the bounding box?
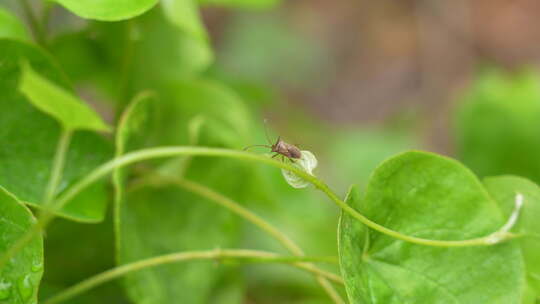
[288,147,302,159]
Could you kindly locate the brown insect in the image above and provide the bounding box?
[243,122,302,161]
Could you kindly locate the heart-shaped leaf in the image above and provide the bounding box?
[0,39,112,222]
[0,187,43,304]
[338,151,526,303]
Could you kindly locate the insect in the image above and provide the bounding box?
[243,122,302,162]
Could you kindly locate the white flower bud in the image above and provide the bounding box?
[281,150,317,189]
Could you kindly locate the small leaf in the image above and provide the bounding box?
[0,39,112,222]
[281,150,317,189]
[483,176,540,294]
[338,151,526,303]
[0,187,43,304]
[0,8,29,41]
[18,61,110,132]
[51,0,158,21]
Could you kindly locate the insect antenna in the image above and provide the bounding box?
[243,144,271,151]
[263,118,273,145]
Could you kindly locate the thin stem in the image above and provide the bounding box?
[43,249,343,304]
[20,0,47,46]
[0,146,520,270]
[141,175,344,303]
[54,146,516,247]
[43,129,72,207]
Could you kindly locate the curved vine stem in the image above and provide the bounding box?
[42,249,342,304]
[0,146,520,270]
[131,175,344,303]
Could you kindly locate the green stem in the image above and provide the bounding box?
[43,129,72,206]
[55,146,518,247]
[143,175,344,304]
[0,146,519,270]
[43,249,343,304]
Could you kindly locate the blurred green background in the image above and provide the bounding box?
[2,0,540,303]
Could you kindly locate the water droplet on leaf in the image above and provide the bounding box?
[281,150,317,189]
[17,275,32,300]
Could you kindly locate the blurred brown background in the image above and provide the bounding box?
[203,0,540,153]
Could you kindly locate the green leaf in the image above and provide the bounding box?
[0,187,43,304]
[130,8,212,85]
[48,31,107,83]
[338,151,526,303]
[160,0,213,71]
[18,61,110,132]
[51,0,158,21]
[483,176,540,294]
[0,8,29,41]
[0,39,112,222]
[161,0,206,41]
[455,68,540,185]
